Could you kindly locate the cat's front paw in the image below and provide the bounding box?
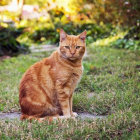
[71,112,78,117]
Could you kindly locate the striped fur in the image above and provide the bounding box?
[19,29,86,122]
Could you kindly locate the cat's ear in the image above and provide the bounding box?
[60,29,67,41]
[79,30,87,41]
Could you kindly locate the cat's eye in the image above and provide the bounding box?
[76,46,81,49]
[64,46,70,49]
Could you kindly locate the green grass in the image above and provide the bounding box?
[0,45,140,139]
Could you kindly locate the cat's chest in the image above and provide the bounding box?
[53,65,82,84]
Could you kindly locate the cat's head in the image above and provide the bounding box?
[59,29,86,61]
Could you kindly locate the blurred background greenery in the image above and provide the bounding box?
[0,0,140,56]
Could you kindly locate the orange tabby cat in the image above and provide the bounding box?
[19,29,86,122]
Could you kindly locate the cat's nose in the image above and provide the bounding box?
[71,52,75,56]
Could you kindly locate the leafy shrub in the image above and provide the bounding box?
[112,39,140,50]
[111,26,140,50]
[124,26,140,40]
[29,20,116,45]
[0,26,29,56]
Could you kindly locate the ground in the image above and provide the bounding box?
[0,45,140,139]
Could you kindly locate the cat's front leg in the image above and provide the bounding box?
[69,95,78,117]
[60,98,71,117]
[58,94,71,117]
[56,83,71,117]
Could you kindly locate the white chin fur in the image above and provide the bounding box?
[69,57,76,60]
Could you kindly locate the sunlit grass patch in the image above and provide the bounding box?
[91,31,126,47]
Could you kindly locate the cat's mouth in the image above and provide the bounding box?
[61,53,77,61]
[68,57,77,60]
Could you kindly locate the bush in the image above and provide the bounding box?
[111,26,140,50]
[29,20,116,45]
[0,26,29,56]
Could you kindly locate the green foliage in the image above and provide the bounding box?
[111,38,140,50]
[0,26,29,56]
[29,19,116,45]
[124,26,140,40]
[0,0,139,51]
[110,26,140,50]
